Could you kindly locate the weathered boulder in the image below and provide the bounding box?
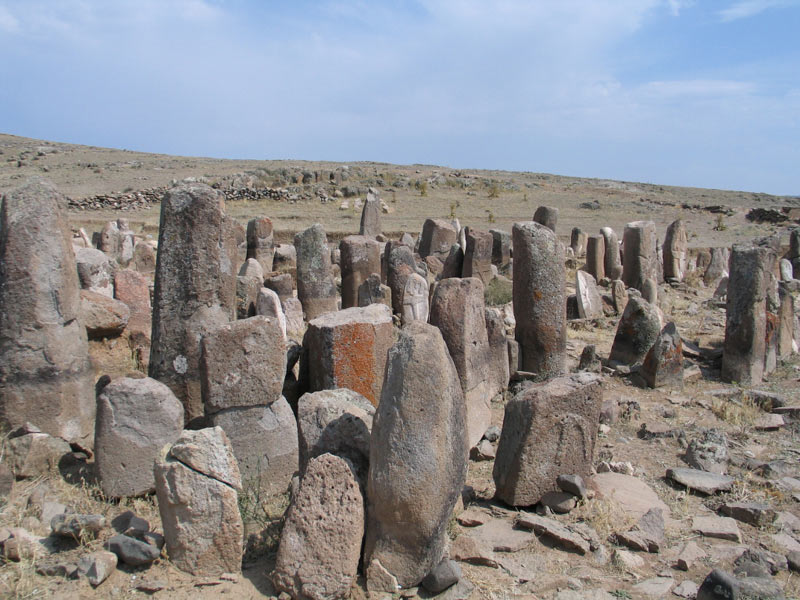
[75,247,116,297]
[303,304,394,406]
[364,322,468,589]
[209,398,298,497]
[149,183,238,423]
[608,295,661,367]
[6,429,71,478]
[297,388,374,478]
[0,178,96,447]
[663,219,688,282]
[640,322,683,389]
[132,240,157,274]
[357,273,392,309]
[418,218,458,261]
[80,290,130,339]
[622,220,658,292]
[274,454,364,600]
[265,272,294,304]
[429,278,493,448]
[340,235,381,309]
[533,206,558,233]
[295,224,338,320]
[113,269,152,348]
[200,315,286,414]
[99,219,135,266]
[512,221,566,378]
[246,216,274,274]
[493,373,602,506]
[95,377,184,498]
[154,427,243,576]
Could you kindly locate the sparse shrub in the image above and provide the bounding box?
[449,202,457,219]
[417,180,428,197]
[713,214,727,231]
[711,395,759,434]
[488,183,500,199]
[487,209,496,224]
[484,277,512,306]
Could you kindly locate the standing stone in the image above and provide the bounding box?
[154,427,243,576]
[273,454,364,600]
[114,269,152,344]
[95,377,183,498]
[283,298,305,335]
[200,316,286,414]
[359,189,382,238]
[265,273,294,304]
[512,222,566,378]
[533,206,558,233]
[493,373,602,506]
[585,236,605,282]
[780,259,793,282]
[462,228,493,285]
[149,183,238,424]
[622,221,658,292]
[608,295,662,367]
[297,389,374,478]
[777,283,795,358]
[485,308,510,398]
[640,322,683,389]
[641,278,658,304]
[790,228,800,274]
[401,273,430,326]
[576,271,603,320]
[490,229,511,268]
[256,287,287,339]
[611,280,628,315]
[440,244,464,279]
[340,235,381,309]
[358,273,392,309]
[721,243,773,385]
[303,304,394,407]
[364,322,468,589]
[236,258,264,319]
[385,242,417,315]
[0,178,95,447]
[601,227,623,280]
[99,219,135,266]
[246,217,275,274]
[663,220,688,282]
[273,244,297,275]
[132,240,157,274]
[209,398,299,497]
[570,228,588,258]
[704,248,729,287]
[295,224,338,320]
[418,219,458,261]
[430,278,493,448]
[75,248,116,297]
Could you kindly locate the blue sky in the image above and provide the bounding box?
[0,1,798,195]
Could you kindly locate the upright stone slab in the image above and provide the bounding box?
[601,227,623,280]
[200,316,287,414]
[704,248,729,287]
[608,295,662,367]
[430,278,493,448]
[663,219,688,282]
[246,217,274,274]
[576,271,603,320]
[358,273,392,309]
[340,235,381,309]
[359,189,382,238]
[611,279,628,315]
[490,229,511,268]
[75,247,116,297]
[493,373,602,506]
[256,287,288,339]
[236,258,264,319]
[640,322,683,389]
[418,219,458,261]
[512,222,566,378]
[273,454,364,600]
[99,218,135,266]
[570,227,588,258]
[622,221,658,292]
[303,304,394,407]
[401,273,430,326]
[154,427,243,576]
[265,272,294,304]
[777,283,795,359]
[365,322,468,589]
[440,244,464,279]
[95,377,184,498]
[485,308,510,397]
[790,228,800,275]
[533,206,558,233]
[149,183,238,423]
[462,228,493,285]
[209,398,299,497]
[0,178,95,447]
[721,243,773,385]
[385,242,417,315]
[585,235,605,282]
[295,224,338,320]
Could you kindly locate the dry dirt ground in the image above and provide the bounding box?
[0,133,799,599]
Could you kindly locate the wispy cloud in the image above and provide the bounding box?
[719,0,799,21]
[0,5,18,33]
[642,79,756,97]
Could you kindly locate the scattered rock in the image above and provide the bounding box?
[666,468,734,495]
[691,516,742,542]
[77,551,117,587]
[515,513,590,554]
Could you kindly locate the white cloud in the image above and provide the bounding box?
[0,6,19,32]
[719,0,799,21]
[642,79,756,97]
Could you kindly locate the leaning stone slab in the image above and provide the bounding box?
[200,315,287,414]
[273,454,364,600]
[608,295,661,367]
[666,467,734,495]
[640,322,683,389]
[364,322,468,589]
[493,373,602,506]
[418,218,458,261]
[575,271,603,320]
[0,178,96,448]
[154,427,243,576]
[515,513,590,555]
[303,304,394,407]
[95,377,184,498]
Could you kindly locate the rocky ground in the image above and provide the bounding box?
[0,133,798,599]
